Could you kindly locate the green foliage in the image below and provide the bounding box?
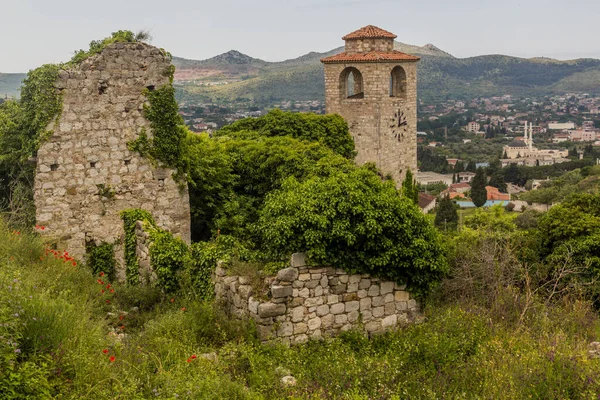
[434,195,458,230]
[136,85,188,176]
[216,109,356,159]
[463,205,517,233]
[120,208,155,285]
[0,64,62,227]
[257,166,448,296]
[471,167,488,207]
[85,242,116,280]
[69,30,149,65]
[401,169,419,205]
[148,229,190,293]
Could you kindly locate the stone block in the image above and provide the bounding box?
[395,291,409,302]
[292,281,305,288]
[238,285,252,299]
[357,289,368,299]
[298,288,310,298]
[271,285,293,298]
[277,322,294,337]
[305,297,324,307]
[321,313,335,328]
[257,325,275,340]
[348,274,362,284]
[380,281,394,294]
[359,279,371,289]
[332,284,347,295]
[360,297,372,311]
[368,285,380,296]
[305,280,320,289]
[277,267,299,282]
[372,296,385,307]
[342,293,358,302]
[294,323,308,334]
[365,321,382,333]
[372,307,384,318]
[248,297,259,314]
[347,283,358,293]
[315,286,324,296]
[308,317,322,331]
[327,295,339,304]
[345,301,360,313]
[335,314,348,324]
[384,302,396,315]
[384,293,394,303]
[258,303,286,318]
[298,273,311,281]
[320,276,328,287]
[408,299,417,310]
[382,314,397,328]
[316,304,330,317]
[294,334,309,344]
[215,267,227,277]
[330,303,345,315]
[291,253,307,267]
[339,275,349,283]
[396,301,408,311]
[348,310,360,323]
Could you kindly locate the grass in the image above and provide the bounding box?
[2,221,600,399]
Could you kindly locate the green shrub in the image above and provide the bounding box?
[120,208,155,285]
[85,241,116,280]
[258,165,448,296]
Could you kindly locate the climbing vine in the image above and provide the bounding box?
[148,229,190,293]
[69,30,152,65]
[121,209,155,285]
[128,84,188,180]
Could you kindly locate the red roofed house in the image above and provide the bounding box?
[449,182,471,194]
[486,186,510,201]
[321,25,420,184]
[418,192,437,213]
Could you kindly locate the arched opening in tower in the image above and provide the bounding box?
[339,67,364,99]
[389,66,407,98]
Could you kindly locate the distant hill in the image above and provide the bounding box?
[173,42,600,104]
[0,73,26,98]
[5,42,600,103]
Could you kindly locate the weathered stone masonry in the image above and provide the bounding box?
[215,253,419,344]
[321,25,420,184]
[34,42,191,278]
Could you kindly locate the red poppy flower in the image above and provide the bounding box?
[106,300,110,304]
[191,354,197,359]
[186,358,191,363]
[40,226,45,231]
[110,289,115,293]
[181,308,186,311]
[106,284,111,289]
[40,257,44,261]
[109,356,115,362]
[99,272,105,277]
[119,315,124,320]
[72,261,76,266]
[170,298,175,303]
[120,325,125,330]
[102,349,109,354]
[101,289,105,294]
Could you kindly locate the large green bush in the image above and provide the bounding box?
[258,165,448,296]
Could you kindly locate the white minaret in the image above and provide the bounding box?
[528,122,533,151]
[524,121,529,146]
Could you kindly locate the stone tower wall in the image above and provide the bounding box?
[324,61,418,183]
[345,38,394,53]
[34,42,191,275]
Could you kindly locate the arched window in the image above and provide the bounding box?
[390,66,407,98]
[339,67,364,99]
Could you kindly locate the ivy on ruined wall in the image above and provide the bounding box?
[121,209,155,285]
[126,76,188,183]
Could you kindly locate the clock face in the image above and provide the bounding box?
[388,109,408,142]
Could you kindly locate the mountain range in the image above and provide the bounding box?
[3,42,600,103]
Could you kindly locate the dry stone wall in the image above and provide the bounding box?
[215,253,419,344]
[34,42,191,278]
[345,38,394,53]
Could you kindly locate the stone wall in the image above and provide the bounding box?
[34,42,191,278]
[323,60,418,183]
[215,253,419,344]
[134,221,154,285]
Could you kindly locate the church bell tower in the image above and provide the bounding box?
[321,25,419,183]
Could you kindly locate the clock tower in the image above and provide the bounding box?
[321,25,419,183]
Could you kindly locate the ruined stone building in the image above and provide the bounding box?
[34,42,191,276]
[321,25,420,183]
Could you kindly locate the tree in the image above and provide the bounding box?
[401,169,419,205]
[435,195,458,231]
[489,170,508,193]
[466,161,477,172]
[471,168,488,207]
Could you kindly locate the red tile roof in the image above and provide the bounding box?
[321,50,420,63]
[342,25,397,40]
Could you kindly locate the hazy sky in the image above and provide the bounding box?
[2,0,599,72]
